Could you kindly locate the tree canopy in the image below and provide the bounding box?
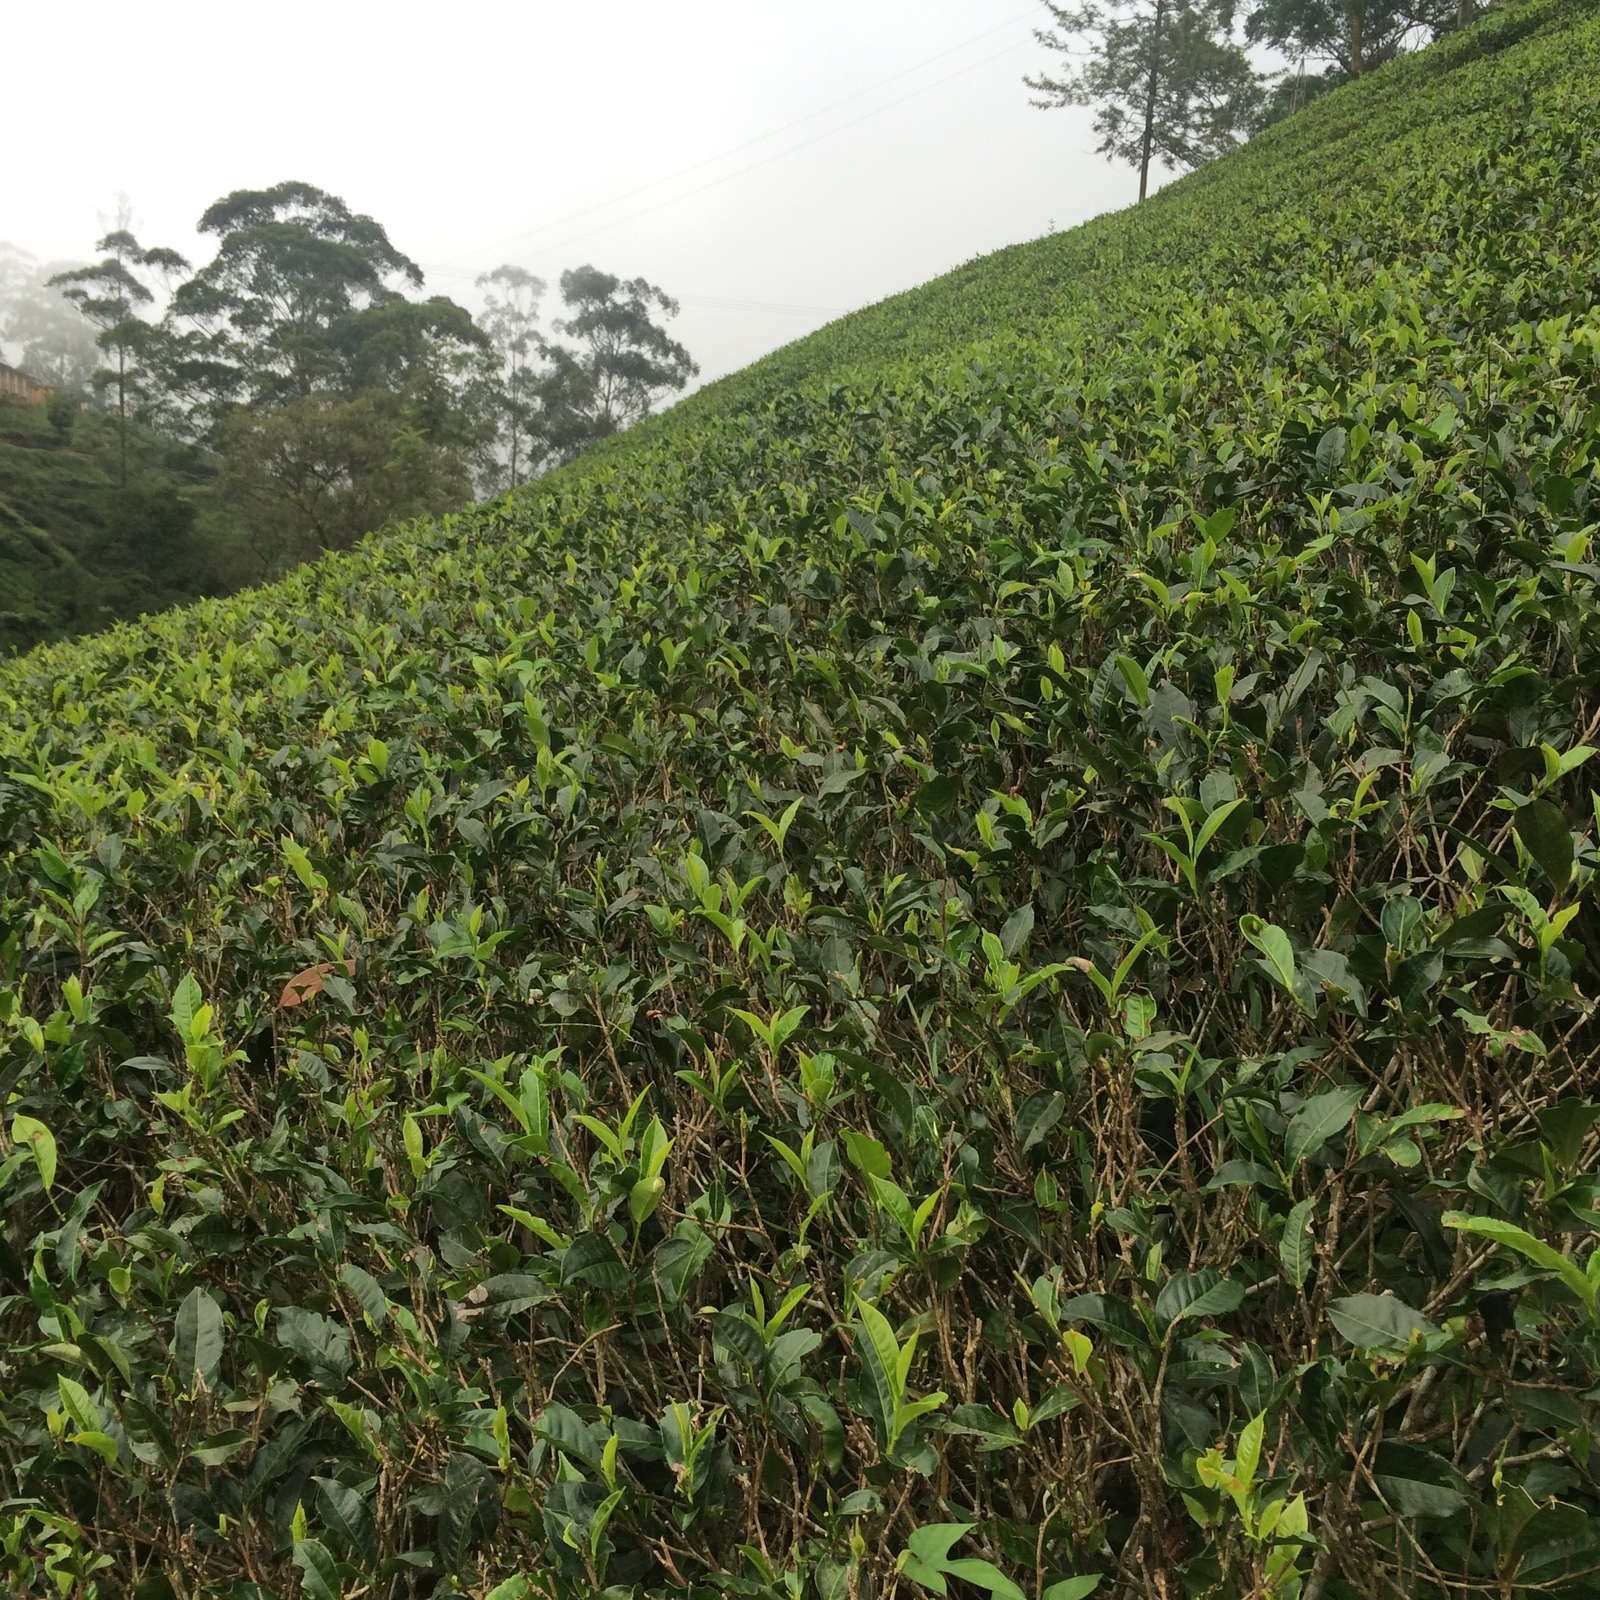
[470,261,700,477]
[1029,0,1263,198]
[1246,0,1460,78]
[551,265,698,446]
[164,183,480,430]
[1031,0,1488,191]
[48,232,189,484]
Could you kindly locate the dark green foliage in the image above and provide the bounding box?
[546,265,699,454]
[1,4,1599,1598]
[1251,61,1348,128]
[160,182,496,574]
[213,388,478,574]
[167,181,435,421]
[0,398,224,653]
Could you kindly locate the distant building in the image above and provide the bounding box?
[0,363,55,405]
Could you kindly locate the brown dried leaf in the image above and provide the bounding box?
[277,959,356,1010]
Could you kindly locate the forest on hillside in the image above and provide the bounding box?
[0,191,695,654]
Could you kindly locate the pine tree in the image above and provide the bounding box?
[1028,0,1262,200]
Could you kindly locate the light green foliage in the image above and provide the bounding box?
[0,5,1599,1598]
[898,1521,1036,1600]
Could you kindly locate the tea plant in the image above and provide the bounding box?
[2,4,1599,1598]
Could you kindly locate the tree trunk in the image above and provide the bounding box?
[1457,0,1475,26]
[1349,1,1366,77]
[509,349,521,489]
[1138,0,1166,201]
[118,344,127,488]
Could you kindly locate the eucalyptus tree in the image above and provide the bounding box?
[551,265,697,450]
[49,231,188,484]
[165,181,432,429]
[159,182,495,567]
[476,263,547,490]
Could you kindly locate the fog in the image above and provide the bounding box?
[5,0,1139,386]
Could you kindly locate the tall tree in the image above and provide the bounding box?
[139,182,496,571]
[1027,0,1261,200]
[476,264,547,490]
[49,232,188,485]
[165,181,437,431]
[1245,0,1457,80]
[551,266,697,450]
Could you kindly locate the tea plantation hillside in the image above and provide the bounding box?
[4,4,1600,1597]
[618,0,1589,440]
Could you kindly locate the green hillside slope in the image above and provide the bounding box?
[0,397,224,652]
[637,0,1576,433]
[3,5,1600,1597]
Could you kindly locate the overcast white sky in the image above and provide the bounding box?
[6,0,1149,388]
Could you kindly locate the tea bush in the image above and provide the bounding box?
[2,4,1600,1598]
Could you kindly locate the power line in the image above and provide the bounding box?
[676,294,848,318]
[461,43,1031,285]
[420,9,1039,283]
[427,36,1036,288]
